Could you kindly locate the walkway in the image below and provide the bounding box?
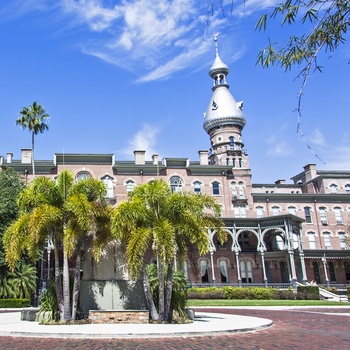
[0,306,349,349]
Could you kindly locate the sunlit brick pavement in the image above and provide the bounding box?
[0,307,349,350]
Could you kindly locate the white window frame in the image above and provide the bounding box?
[323,232,332,249]
[334,207,343,224]
[308,232,317,249]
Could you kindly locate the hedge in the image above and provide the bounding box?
[0,299,31,308]
[187,287,298,300]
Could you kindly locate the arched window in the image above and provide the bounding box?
[170,176,183,193]
[345,184,350,194]
[328,262,337,282]
[334,207,343,224]
[239,158,243,167]
[200,259,209,283]
[219,259,229,283]
[126,180,135,193]
[101,175,114,198]
[76,171,91,182]
[212,181,220,195]
[313,261,321,284]
[319,207,328,225]
[229,136,235,149]
[288,206,296,215]
[329,184,338,193]
[240,260,253,283]
[304,207,312,223]
[323,232,332,249]
[238,181,245,198]
[234,205,247,218]
[339,232,348,249]
[272,206,280,216]
[193,181,202,194]
[256,206,264,218]
[231,181,237,198]
[308,232,317,249]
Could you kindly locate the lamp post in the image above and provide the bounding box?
[321,254,330,288]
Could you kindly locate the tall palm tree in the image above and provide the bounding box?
[16,101,50,176]
[3,170,112,321]
[111,179,225,322]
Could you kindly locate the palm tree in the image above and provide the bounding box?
[16,101,50,176]
[3,170,112,321]
[8,262,37,299]
[111,179,225,322]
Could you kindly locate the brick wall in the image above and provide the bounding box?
[89,310,149,324]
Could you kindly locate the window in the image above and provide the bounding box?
[200,259,209,283]
[239,158,243,167]
[101,176,114,198]
[328,261,337,282]
[319,207,328,225]
[219,259,229,283]
[240,260,253,283]
[256,206,264,218]
[304,207,312,223]
[323,232,332,249]
[212,181,220,195]
[276,235,284,250]
[170,176,183,192]
[339,233,348,249]
[231,182,237,198]
[334,207,343,224]
[193,181,202,194]
[234,205,247,218]
[329,184,338,193]
[272,206,280,216]
[232,158,236,167]
[345,184,350,194]
[229,136,235,149]
[238,181,245,199]
[288,206,297,215]
[217,239,227,250]
[126,180,135,193]
[308,233,317,249]
[76,171,91,181]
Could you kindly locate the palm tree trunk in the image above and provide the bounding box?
[53,238,64,320]
[158,260,165,321]
[164,263,173,322]
[62,249,71,321]
[142,265,159,321]
[31,131,35,176]
[71,244,82,320]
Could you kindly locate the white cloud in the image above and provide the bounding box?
[266,141,293,157]
[119,124,161,159]
[309,128,325,146]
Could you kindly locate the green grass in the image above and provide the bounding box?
[187,299,350,307]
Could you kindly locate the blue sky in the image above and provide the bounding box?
[0,0,349,183]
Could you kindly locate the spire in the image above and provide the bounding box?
[203,34,247,167]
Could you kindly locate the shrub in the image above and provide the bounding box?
[273,289,295,300]
[297,286,319,296]
[0,298,31,308]
[187,287,225,299]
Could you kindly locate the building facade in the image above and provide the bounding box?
[1,37,349,301]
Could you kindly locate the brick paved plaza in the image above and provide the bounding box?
[0,307,349,349]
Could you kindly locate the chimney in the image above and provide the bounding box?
[134,150,146,165]
[198,150,209,165]
[275,179,286,185]
[21,149,32,163]
[152,154,159,165]
[6,152,13,163]
[304,164,317,181]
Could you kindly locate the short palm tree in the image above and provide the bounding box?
[3,170,112,321]
[111,179,225,322]
[16,101,50,176]
[8,262,37,299]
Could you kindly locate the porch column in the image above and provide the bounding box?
[288,249,297,286]
[260,252,268,287]
[210,249,216,286]
[321,254,330,287]
[235,251,241,286]
[299,250,308,284]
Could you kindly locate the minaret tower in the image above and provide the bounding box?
[203,34,248,169]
